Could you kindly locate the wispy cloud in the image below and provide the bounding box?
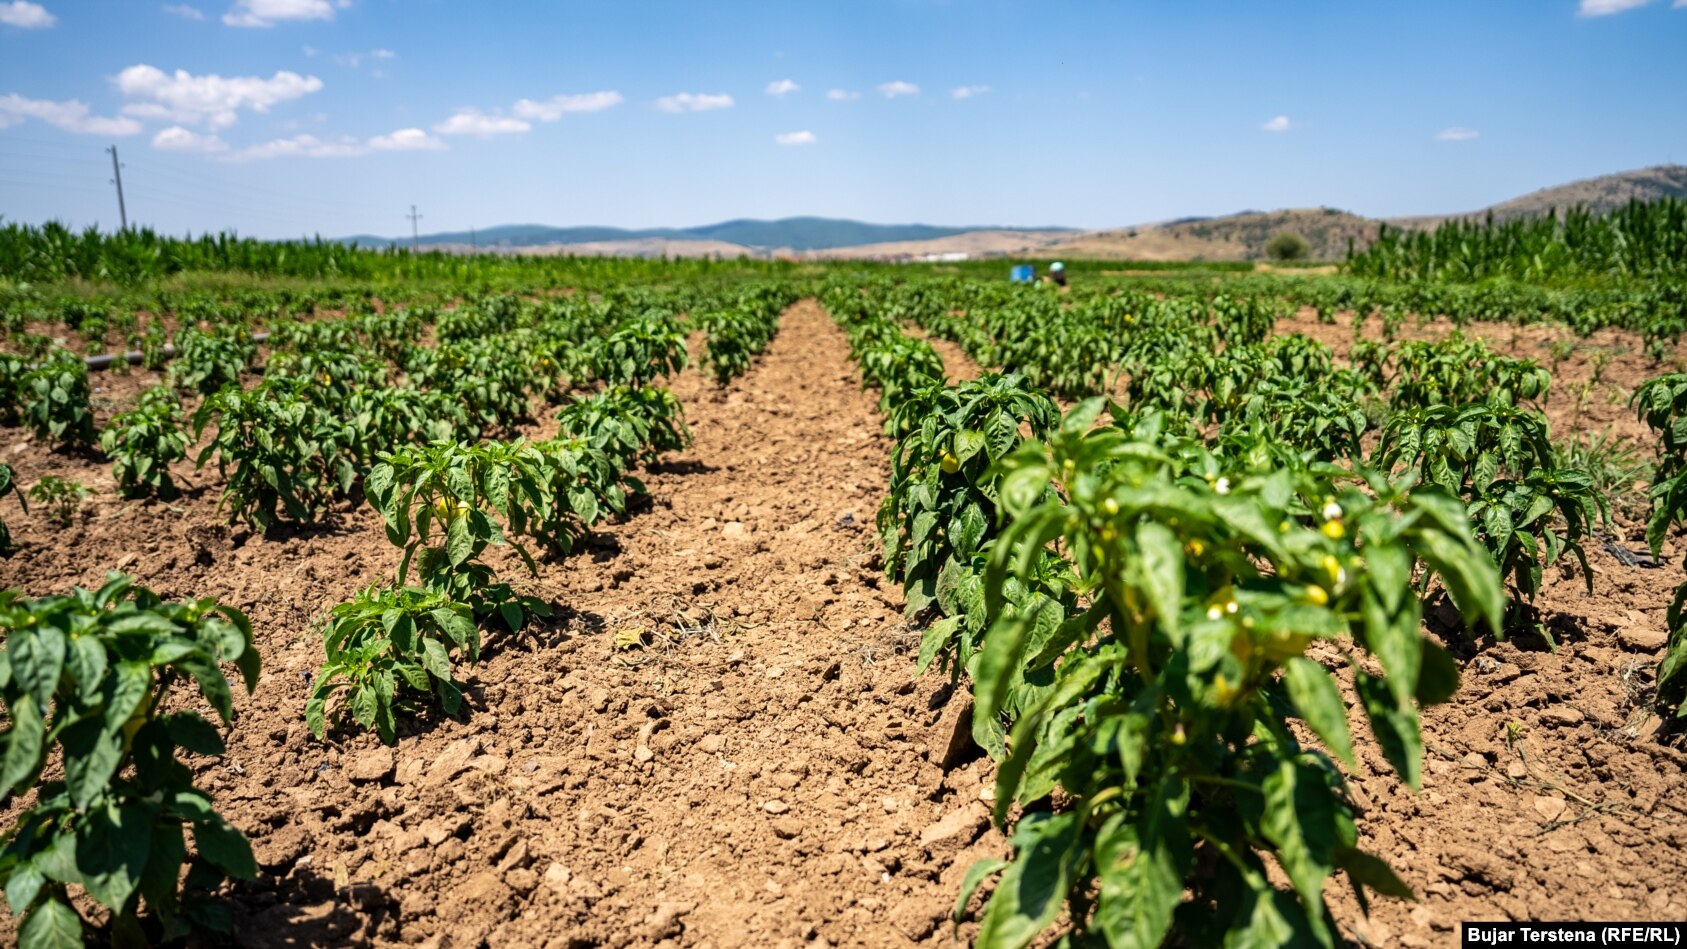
[765,79,799,97]
[1578,0,1650,14]
[0,93,141,134]
[0,1,55,28]
[222,0,346,28]
[951,85,990,100]
[152,125,226,152]
[774,130,815,146]
[331,49,391,68]
[368,127,444,151]
[511,91,622,121]
[230,133,363,159]
[114,65,322,128]
[1261,115,1291,132]
[227,126,439,160]
[162,3,204,19]
[1436,126,1479,142]
[877,80,919,98]
[433,108,530,136]
[826,89,860,101]
[656,92,734,113]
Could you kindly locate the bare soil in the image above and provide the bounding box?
[0,301,1683,946]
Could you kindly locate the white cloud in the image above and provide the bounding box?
[432,107,530,136]
[162,4,204,19]
[877,81,919,98]
[0,1,55,28]
[370,48,394,59]
[951,85,990,100]
[656,92,734,113]
[114,64,324,128]
[229,133,363,159]
[1261,115,1291,132]
[774,130,815,146]
[222,0,345,28]
[511,90,622,121]
[151,125,226,152]
[221,126,442,160]
[369,127,443,151]
[765,79,799,97]
[0,94,142,135]
[1436,126,1479,142]
[826,89,860,101]
[1577,0,1649,14]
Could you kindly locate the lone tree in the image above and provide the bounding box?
[1265,231,1310,261]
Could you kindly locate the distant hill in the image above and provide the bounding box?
[336,165,1685,262]
[1391,164,1687,228]
[342,217,1073,253]
[1044,208,1378,262]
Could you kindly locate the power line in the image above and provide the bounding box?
[0,175,114,198]
[406,204,422,251]
[118,156,395,215]
[0,133,102,154]
[123,185,322,230]
[119,172,369,226]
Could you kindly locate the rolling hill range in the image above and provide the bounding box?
[1389,163,1687,229]
[340,164,1684,262]
[1041,208,1379,262]
[341,217,1071,254]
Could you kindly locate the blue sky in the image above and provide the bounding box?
[1,0,1685,238]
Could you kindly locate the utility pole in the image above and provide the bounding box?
[107,145,128,232]
[406,204,422,251]
[470,226,477,253]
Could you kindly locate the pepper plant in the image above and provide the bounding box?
[1632,373,1687,557]
[698,305,780,385]
[20,353,97,450]
[363,441,554,627]
[305,586,478,745]
[102,386,190,499]
[0,574,261,947]
[0,463,24,554]
[1376,401,1606,613]
[1631,374,1687,715]
[193,379,352,532]
[166,327,253,396]
[877,373,1059,620]
[555,385,691,472]
[958,399,1502,947]
[592,311,688,387]
[25,476,86,528]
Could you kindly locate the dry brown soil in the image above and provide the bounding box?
[0,300,1684,947]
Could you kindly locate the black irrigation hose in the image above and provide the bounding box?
[79,331,271,371]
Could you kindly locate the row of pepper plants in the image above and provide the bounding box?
[0,284,792,945]
[828,277,1531,946]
